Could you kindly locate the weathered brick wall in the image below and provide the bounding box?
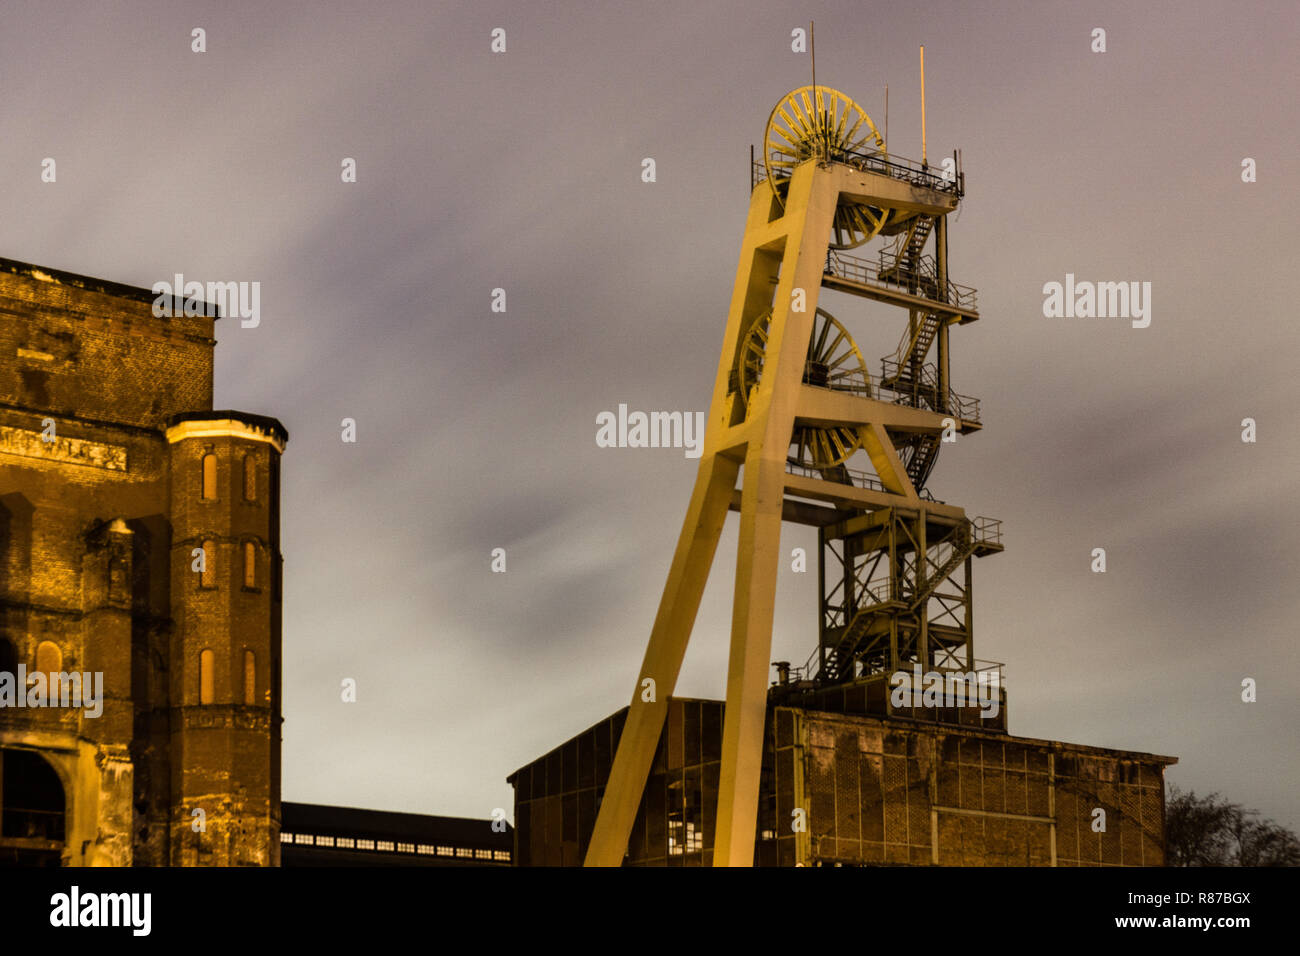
[0,261,283,867]
[167,432,282,865]
[0,419,170,756]
[0,266,213,429]
[794,710,1173,866]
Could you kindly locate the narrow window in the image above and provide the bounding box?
[242,455,256,502]
[199,649,214,704]
[243,650,256,705]
[201,540,216,588]
[108,557,128,603]
[35,641,62,682]
[201,454,218,500]
[243,541,257,588]
[0,638,16,676]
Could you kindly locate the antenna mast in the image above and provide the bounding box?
[810,21,820,156]
[920,45,928,167]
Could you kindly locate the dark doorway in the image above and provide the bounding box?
[0,749,66,866]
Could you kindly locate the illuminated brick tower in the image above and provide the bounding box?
[0,258,285,866]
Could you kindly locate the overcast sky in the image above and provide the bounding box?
[2,0,1297,833]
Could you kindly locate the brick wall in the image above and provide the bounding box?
[0,265,214,429]
[0,260,283,867]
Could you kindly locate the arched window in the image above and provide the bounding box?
[200,539,216,588]
[243,650,256,705]
[2,749,66,846]
[201,454,218,500]
[35,641,61,683]
[0,638,16,677]
[243,455,256,502]
[243,541,256,588]
[199,649,215,705]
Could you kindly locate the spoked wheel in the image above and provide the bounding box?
[735,306,867,469]
[763,86,891,249]
[828,203,892,250]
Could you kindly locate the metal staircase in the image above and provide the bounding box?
[881,215,934,285]
[817,516,992,682]
[880,220,946,492]
[902,434,942,491]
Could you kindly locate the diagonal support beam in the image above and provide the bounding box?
[583,452,738,866]
[713,449,787,866]
[861,422,918,499]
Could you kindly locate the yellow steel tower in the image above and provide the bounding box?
[586,87,1001,866]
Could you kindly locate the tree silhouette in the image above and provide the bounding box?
[1166,786,1300,866]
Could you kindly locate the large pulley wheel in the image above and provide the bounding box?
[736,306,867,468]
[763,86,891,250]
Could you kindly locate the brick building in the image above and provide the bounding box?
[0,258,286,866]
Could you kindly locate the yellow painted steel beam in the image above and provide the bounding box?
[587,164,814,868]
[794,385,955,432]
[728,489,844,527]
[782,473,967,520]
[713,162,837,867]
[713,446,788,865]
[860,422,917,499]
[583,453,738,866]
[826,163,957,216]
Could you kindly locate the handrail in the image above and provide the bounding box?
[972,516,1002,546]
[824,249,978,312]
[804,361,872,396]
[877,359,981,424]
[752,145,962,196]
[784,650,1006,689]
[796,353,980,427]
[783,458,941,503]
[834,144,962,194]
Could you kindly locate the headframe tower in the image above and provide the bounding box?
[586,82,1002,866]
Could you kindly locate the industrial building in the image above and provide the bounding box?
[280,802,512,866]
[510,697,1174,867]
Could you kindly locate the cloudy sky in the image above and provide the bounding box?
[2,0,1297,833]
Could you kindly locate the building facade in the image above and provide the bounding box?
[509,697,1176,866]
[280,802,512,866]
[0,258,286,866]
